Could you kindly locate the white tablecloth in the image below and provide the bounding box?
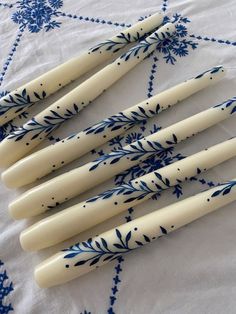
[0,1,236,313]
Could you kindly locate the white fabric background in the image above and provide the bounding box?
[0,0,236,313]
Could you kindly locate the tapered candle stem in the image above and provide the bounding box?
[9,96,236,220]
[0,12,163,125]
[34,178,236,288]
[2,66,225,187]
[20,138,236,251]
[0,23,175,167]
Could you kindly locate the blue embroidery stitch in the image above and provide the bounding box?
[161,0,168,12]
[0,260,14,314]
[0,28,24,86]
[0,3,15,8]
[147,56,158,98]
[157,13,198,64]
[57,12,131,28]
[190,34,236,47]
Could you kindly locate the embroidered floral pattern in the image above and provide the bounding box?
[0,261,14,314]
[12,0,63,33]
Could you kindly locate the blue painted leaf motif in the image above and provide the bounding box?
[89,138,168,172]
[101,238,108,249]
[211,181,236,198]
[90,258,100,266]
[143,234,151,242]
[213,97,236,115]
[82,242,90,248]
[75,260,87,266]
[84,104,160,139]
[124,197,139,203]
[0,88,47,117]
[7,103,81,141]
[95,241,102,249]
[63,226,167,269]
[115,229,122,241]
[113,243,124,249]
[160,226,167,234]
[103,255,114,262]
[125,231,132,245]
[194,66,222,79]
[64,252,79,258]
[197,168,201,174]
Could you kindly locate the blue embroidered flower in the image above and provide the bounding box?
[12,11,25,24]
[157,13,198,64]
[0,260,14,314]
[11,0,63,33]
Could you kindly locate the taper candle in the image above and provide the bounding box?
[2,66,225,187]
[34,178,236,288]
[20,137,236,251]
[0,12,163,125]
[0,23,175,167]
[9,97,236,220]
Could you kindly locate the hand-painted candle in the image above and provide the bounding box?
[0,12,164,126]
[2,66,225,187]
[34,178,236,288]
[9,97,236,220]
[0,23,175,168]
[20,138,236,251]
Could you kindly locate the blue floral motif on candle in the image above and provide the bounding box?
[83,104,161,137]
[63,226,168,267]
[211,180,236,198]
[88,134,177,171]
[0,89,47,117]
[7,103,80,141]
[213,97,236,114]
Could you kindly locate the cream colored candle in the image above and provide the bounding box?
[0,12,164,126]
[35,178,236,288]
[9,96,236,220]
[0,23,175,167]
[20,138,236,251]
[2,66,225,187]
